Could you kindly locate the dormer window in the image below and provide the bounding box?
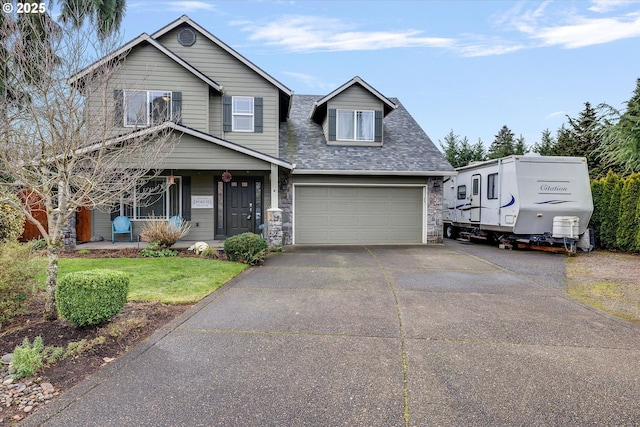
[337,110,375,141]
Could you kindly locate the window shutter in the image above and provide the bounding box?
[171,91,182,124]
[181,176,191,221]
[254,97,263,133]
[114,90,123,127]
[374,110,383,143]
[223,96,232,132]
[328,109,336,141]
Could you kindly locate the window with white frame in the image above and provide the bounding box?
[124,91,172,127]
[123,176,181,220]
[337,110,374,141]
[232,96,254,132]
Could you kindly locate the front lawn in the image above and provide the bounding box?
[38,258,247,304]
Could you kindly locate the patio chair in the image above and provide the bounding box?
[112,215,132,243]
[169,215,183,231]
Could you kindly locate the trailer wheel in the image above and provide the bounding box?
[445,224,458,239]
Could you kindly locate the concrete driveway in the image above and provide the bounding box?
[25,244,640,426]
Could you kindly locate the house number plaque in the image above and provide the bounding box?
[191,196,214,209]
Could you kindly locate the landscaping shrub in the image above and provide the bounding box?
[615,173,640,251]
[200,247,222,259]
[0,241,40,329]
[139,240,178,257]
[223,232,267,265]
[0,194,26,242]
[56,269,129,327]
[139,215,190,249]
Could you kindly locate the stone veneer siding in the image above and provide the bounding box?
[278,171,294,246]
[426,176,444,244]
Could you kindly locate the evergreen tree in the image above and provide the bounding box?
[472,138,486,162]
[552,103,603,177]
[514,134,527,155]
[599,171,622,249]
[616,173,640,251]
[598,78,640,175]
[439,129,460,168]
[532,129,555,155]
[457,136,477,167]
[487,125,515,159]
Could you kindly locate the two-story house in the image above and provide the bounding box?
[73,15,455,247]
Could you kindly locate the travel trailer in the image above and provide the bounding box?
[442,154,594,253]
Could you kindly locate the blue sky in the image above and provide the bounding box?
[119,0,639,151]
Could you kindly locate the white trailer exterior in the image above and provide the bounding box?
[442,155,594,251]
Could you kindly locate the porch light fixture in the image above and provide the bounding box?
[432,181,441,191]
[168,170,175,185]
[280,178,288,190]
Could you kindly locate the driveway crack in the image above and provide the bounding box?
[365,247,410,427]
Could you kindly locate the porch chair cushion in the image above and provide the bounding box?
[112,216,132,243]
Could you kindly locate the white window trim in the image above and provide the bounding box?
[232,96,254,132]
[336,109,375,142]
[125,176,182,221]
[124,90,173,128]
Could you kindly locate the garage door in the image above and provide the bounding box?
[294,186,424,244]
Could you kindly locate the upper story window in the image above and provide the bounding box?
[222,96,263,133]
[232,96,254,132]
[124,90,173,127]
[337,110,374,141]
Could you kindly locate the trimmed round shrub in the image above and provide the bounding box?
[0,194,26,242]
[223,232,268,265]
[56,269,129,327]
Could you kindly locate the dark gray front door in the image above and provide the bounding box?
[225,179,255,236]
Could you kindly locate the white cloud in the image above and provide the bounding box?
[588,0,640,13]
[497,1,640,48]
[546,111,566,119]
[281,72,336,92]
[534,13,640,48]
[238,15,454,52]
[163,1,219,12]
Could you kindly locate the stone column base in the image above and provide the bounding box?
[266,208,283,248]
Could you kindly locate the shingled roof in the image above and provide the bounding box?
[279,95,455,175]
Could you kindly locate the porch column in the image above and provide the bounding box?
[270,163,279,210]
[267,163,283,248]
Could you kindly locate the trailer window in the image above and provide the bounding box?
[487,173,498,199]
[457,185,466,200]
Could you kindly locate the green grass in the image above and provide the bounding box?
[38,258,247,304]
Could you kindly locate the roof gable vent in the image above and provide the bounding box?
[177,28,196,47]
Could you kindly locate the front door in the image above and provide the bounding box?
[470,174,481,222]
[225,179,255,236]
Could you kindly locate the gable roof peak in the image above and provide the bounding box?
[309,76,397,121]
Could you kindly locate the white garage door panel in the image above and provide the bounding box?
[295,186,424,244]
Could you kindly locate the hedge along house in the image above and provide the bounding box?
[72,15,455,247]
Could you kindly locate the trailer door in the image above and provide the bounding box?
[471,174,481,222]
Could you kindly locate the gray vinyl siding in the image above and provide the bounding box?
[327,84,384,111]
[128,133,273,171]
[89,44,209,137]
[157,29,280,156]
